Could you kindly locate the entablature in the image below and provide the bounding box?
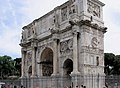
[79,20,107,33]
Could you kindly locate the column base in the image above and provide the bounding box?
[51,73,60,77]
[71,71,81,76]
[30,75,38,78]
[20,76,26,79]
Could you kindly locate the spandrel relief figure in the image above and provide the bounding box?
[60,41,68,52]
[27,51,32,66]
[68,39,73,49]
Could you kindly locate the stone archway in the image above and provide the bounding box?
[40,47,53,76]
[63,59,73,75]
[28,66,32,77]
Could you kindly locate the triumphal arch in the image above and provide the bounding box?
[20,0,107,88]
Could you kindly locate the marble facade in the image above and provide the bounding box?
[20,0,107,88]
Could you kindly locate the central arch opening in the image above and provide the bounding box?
[40,48,53,76]
[63,59,73,75]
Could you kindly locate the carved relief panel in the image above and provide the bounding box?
[60,39,73,56]
[87,0,100,18]
[91,37,99,48]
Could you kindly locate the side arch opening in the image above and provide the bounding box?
[63,59,73,75]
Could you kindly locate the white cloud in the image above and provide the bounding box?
[0,27,21,53]
[7,0,17,26]
[0,0,21,58]
[21,0,68,24]
[101,0,120,54]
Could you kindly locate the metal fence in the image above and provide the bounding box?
[105,75,120,88]
[0,79,21,88]
[0,75,120,88]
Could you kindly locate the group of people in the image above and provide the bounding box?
[64,85,86,88]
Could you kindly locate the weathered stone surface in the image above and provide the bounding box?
[20,0,106,88]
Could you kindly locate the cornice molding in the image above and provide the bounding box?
[79,20,107,33]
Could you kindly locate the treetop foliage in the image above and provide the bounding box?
[104,53,120,75]
[0,55,21,79]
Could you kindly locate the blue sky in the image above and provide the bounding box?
[0,0,120,59]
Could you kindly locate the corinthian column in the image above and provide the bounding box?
[21,49,26,78]
[31,46,37,78]
[71,25,80,75]
[52,38,59,76]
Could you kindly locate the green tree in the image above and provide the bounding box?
[113,55,120,74]
[14,58,21,76]
[104,53,115,75]
[0,55,15,79]
[104,53,120,75]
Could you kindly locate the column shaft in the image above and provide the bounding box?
[71,26,80,75]
[52,39,59,76]
[31,47,37,77]
[21,50,26,78]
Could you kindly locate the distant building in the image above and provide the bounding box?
[20,0,107,88]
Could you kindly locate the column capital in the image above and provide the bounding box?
[52,34,60,42]
[72,23,80,36]
[50,27,59,34]
[31,42,38,48]
[69,13,80,26]
[21,48,27,52]
[72,28,80,37]
[72,30,79,35]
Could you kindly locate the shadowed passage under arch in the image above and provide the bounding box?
[63,59,73,75]
[40,47,53,76]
